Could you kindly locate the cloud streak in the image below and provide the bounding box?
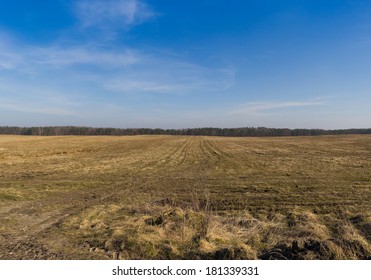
[0,34,22,70]
[31,46,141,67]
[104,63,235,94]
[0,97,77,116]
[0,33,234,95]
[0,26,236,125]
[74,0,156,29]
[230,100,324,116]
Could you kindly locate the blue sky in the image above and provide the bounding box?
[0,0,370,129]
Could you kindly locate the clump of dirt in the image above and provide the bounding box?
[213,246,254,260]
[260,239,329,260]
[260,238,371,260]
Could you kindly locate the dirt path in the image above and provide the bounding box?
[0,178,140,259]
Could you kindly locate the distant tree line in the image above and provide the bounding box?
[0,126,370,137]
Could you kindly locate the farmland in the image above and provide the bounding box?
[0,135,370,259]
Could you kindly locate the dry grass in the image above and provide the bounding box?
[0,135,370,259]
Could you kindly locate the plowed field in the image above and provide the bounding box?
[0,135,370,259]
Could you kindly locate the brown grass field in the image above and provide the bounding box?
[0,135,370,259]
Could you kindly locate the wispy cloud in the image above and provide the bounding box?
[74,0,156,29]
[142,99,328,129]
[0,76,83,117]
[0,33,142,69]
[230,100,324,116]
[0,33,234,95]
[0,97,77,116]
[30,46,141,67]
[104,63,235,94]
[0,26,236,127]
[0,32,22,70]
[0,51,20,70]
